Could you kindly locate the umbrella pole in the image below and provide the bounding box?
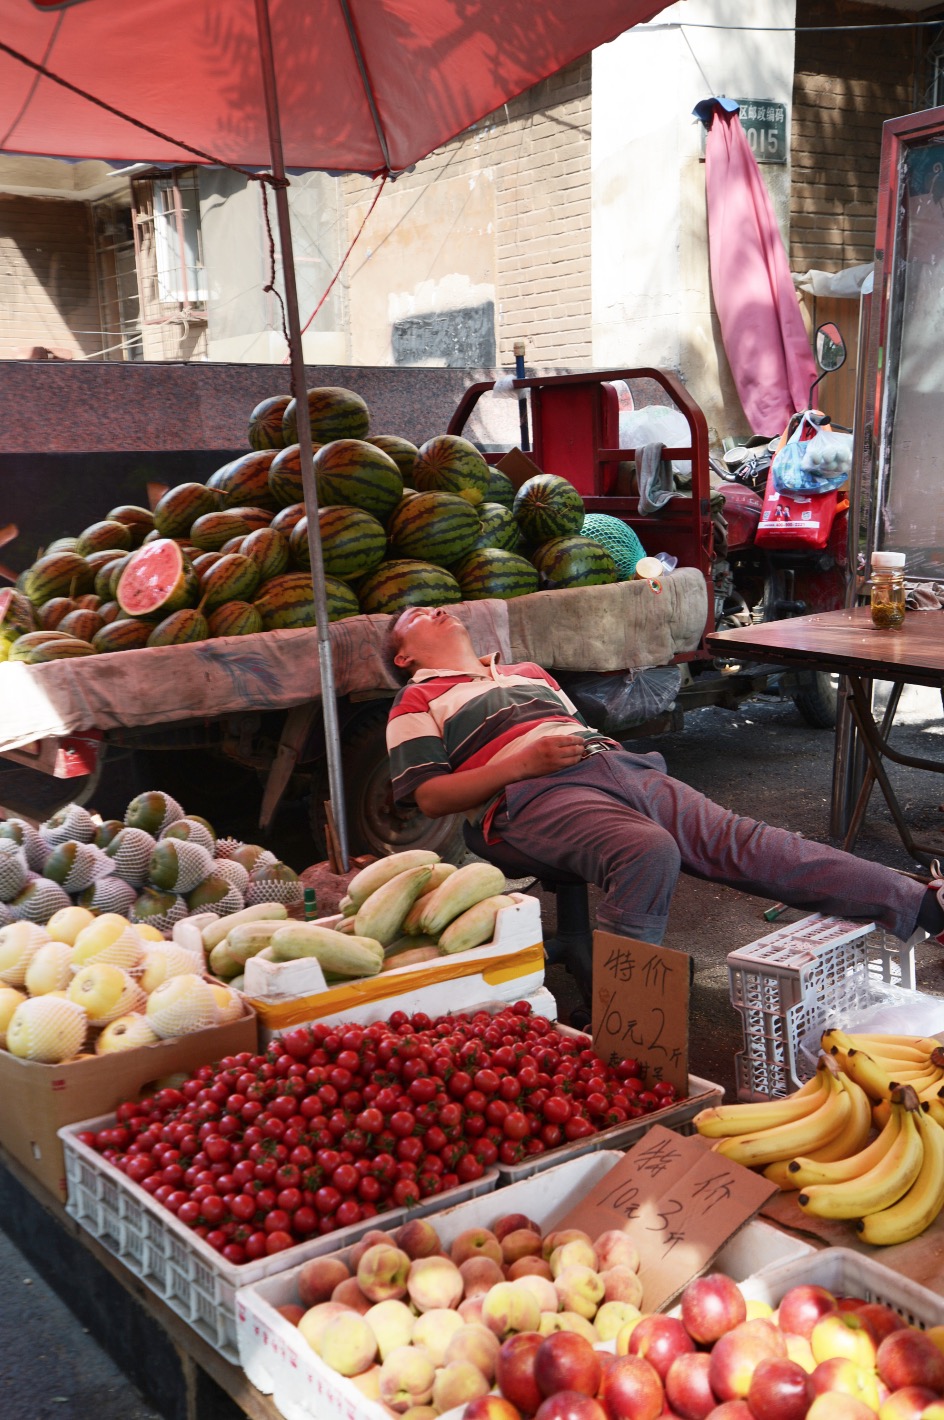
[254,0,349,871]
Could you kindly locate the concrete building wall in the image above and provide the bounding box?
[592,0,798,445]
[0,195,101,360]
[342,62,592,372]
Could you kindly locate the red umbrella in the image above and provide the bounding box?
[3,0,672,863]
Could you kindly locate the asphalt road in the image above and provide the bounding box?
[1,682,943,1417]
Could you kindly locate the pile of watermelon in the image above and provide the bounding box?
[0,385,632,666]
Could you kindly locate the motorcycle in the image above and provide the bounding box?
[710,323,850,727]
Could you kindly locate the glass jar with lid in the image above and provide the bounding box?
[869,551,906,630]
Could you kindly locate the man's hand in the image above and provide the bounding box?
[505,733,587,780]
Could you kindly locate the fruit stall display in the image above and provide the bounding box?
[694,1030,944,1247]
[0,385,649,666]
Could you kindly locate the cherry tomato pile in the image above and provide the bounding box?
[80,1002,679,1266]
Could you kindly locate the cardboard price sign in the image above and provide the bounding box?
[554,1126,778,1312]
[591,932,689,1092]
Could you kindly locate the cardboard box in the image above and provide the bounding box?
[0,1004,257,1201]
[245,892,545,1042]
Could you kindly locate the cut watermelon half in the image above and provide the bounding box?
[116,539,198,619]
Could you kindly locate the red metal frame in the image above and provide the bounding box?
[448,367,714,646]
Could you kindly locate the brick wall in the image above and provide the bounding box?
[343,59,592,370]
[0,196,102,360]
[791,1,920,270]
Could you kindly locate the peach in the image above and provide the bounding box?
[356,1244,411,1303]
[783,1332,817,1375]
[411,1307,466,1365]
[602,1264,644,1308]
[363,1299,416,1360]
[460,1255,506,1298]
[276,1303,305,1327]
[407,1254,464,1313]
[501,1228,544,1265]
[542,1228,593,1261]
[506,1255,554,1282]
[553,1264,605,1320]
[349,1228,396,1271]
[297,1255,351,1308]
[595,1300,643,1342]
[349,1365,382,1402]
[432,1359,491,1412]
[297,1301,349,1354]
[459,1295,486,1326]
[378,1344,437,1413]
[538,1311,599,1344]
[493,1213,542,1243]
[481,1280,542,1340]
[549,1239,598,1277]
[318,1312,378,1376]
[451,1228,504,1267]
[616,1314,645,1355]
[331,1277,372,1314]
[594,1229,641,1273]
[510,1273,559,1314]
[445,1323,501,1382]
[395,1218,441,1260]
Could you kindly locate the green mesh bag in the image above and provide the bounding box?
[580,513,646,581]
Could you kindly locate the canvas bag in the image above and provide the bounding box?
[755,412,841,550]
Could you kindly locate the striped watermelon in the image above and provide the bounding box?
[270,503,306,534]
[153,482,220,539]
[314,440,403,522]
[208,602,263,638]
[217,450,279,511]
[58,609,105,641]
[147,608,210,647]
[97,601,122,625]
[85,549,125,584]
[254,572,359,630]
[9,631,96,662]
[485,466,517,510]
[107,505,155,545]
[282,386,370,446]
[454,549,539,600]
[368,435,419,485]
[412,435,490,506]
[513,474,585,544]
[291,507,387,582]
[267,444,311,508]
[191,551,225,578]
[75,520,134,556]
[207,457,240,492]
[190,507,272,551]
[21,553,94,606]
[532,535,618,589]
[0,589,37,651]
[116,540,199,618]
[38,596,76,630]
[471,502,522,553]
[92,619,153,653]
[44,537,78,555]
[357,559,462,614]
[241,527,291,584]
[199,553,261,610]
[249,394,291,451]
[220,535,246,554]
[106,554,135,600]
[388,491,480,567]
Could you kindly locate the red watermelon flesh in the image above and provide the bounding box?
[116,540,197,618]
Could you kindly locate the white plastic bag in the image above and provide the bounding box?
[619,406,692,474]
[800,428,853,477]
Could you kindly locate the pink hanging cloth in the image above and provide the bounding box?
[697,98,816,435]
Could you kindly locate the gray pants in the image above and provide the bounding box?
[493,749,926,944]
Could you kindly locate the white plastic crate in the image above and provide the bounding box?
[738,1248,944,1330]
[727,914,916,1099]
[60,1114,498,1364]
[236,1149,810,1420]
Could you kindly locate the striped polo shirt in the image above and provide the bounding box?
[387,654,602,831]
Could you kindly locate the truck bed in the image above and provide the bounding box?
[0,572,706,754]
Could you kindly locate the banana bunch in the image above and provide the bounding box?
[822,1028,944,1108]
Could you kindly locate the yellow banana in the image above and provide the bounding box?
[840,1032,938,1065]
[924,1097,944,1131]
[786,1105,902,1188]
[764,1160,801,1190]
[693,1071,828,1139]
[797,1104,924,1219]
[792,1071,873,1164]
[837,1047,897,1101]
[872,1100,892,1130]
[917,1078,944,1104]
[711,1073,851,1169]
[856,1106,944,1246]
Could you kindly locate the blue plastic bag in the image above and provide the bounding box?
[772,415,849,495]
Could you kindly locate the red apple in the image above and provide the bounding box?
[877,1329,944,1394]
[665,1351,716,1420]
[681,1273,748,1345]
[496,1331,544,1416]
[600,1354,665,1420]
[810,1313,878,1371]
[806,1394,878,1420]
[464,1399,526,1420]
[852,1303,905,1346]
[810,1356,882,1411]
[534,1395,607,1420]
[746,1357,814,1420]
[628,1314,695,1381]
[706,1405,752,1420]
[534,1332,602,1399]
[878,1385,940,1420]
[777,1286,840,1341]
[709,1320,788,1402]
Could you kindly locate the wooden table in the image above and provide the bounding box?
[707,607,944,866]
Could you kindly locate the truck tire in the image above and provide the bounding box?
[792,671,838,729]
[310,703,466,864]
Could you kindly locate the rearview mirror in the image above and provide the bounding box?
[815,322,846,372]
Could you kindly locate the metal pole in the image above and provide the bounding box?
[514,339,530,451]
[254,0,349,869]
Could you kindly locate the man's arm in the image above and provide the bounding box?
[414,733,586,817]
